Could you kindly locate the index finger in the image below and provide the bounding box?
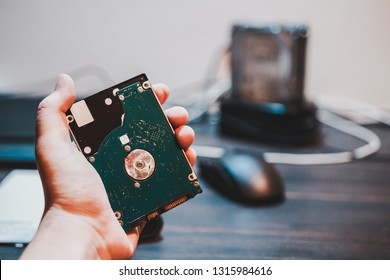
[152,83,169,105]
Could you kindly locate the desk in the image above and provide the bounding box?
[1,121,390,259]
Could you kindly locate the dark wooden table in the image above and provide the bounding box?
[1,120,389,259]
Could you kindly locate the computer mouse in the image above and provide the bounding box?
[198,150,285,206]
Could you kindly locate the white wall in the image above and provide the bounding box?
[1,0,389,108]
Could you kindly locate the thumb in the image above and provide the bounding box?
[36,74,76,156]
[40,74,76,113]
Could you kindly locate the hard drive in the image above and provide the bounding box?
[65,74,202,232]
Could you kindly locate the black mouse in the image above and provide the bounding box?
[198,150,285,205]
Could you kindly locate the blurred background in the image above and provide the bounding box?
[1,0,390,108]
[1,0,390,260]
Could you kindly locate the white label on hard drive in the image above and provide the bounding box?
[70,100,94,127]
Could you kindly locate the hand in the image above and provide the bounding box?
[20,74,196,259]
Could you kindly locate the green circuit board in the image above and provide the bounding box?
[66,74,202,232]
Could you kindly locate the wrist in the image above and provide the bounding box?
[20,206,110,259]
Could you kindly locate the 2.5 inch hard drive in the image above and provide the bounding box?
[65,74,202,232]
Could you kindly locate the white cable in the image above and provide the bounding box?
[195,109,382,165]
[318,109,381,159]
[263,151,353,165]
[314,95,390,126]
[185,78,231,122]
[263,109,381,165]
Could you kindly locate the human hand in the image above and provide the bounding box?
[20,74,196,259]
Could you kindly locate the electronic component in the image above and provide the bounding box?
[66,74,202,231]
[220,24,319,146]
[232,24,308,104]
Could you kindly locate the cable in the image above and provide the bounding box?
[166,47,231,123]
[263,109,382,165]
[195,108,382,165]
[314,95,390,126]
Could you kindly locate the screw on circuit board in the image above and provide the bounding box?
[114,211,122,219]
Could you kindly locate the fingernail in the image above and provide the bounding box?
[137,221,147,233]
[54,74,67,90]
